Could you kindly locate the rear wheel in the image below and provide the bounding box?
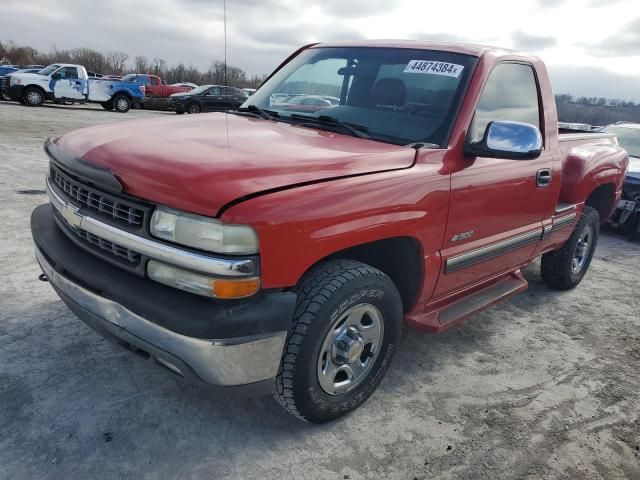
[274,260,403,423]
[541,206,600,290]
[187,102,201,114]
[23,86,45,106]
[113,94,131,113]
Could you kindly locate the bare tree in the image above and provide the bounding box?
[105,51,129,74]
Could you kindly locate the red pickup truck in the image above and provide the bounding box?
[32,41,628,423]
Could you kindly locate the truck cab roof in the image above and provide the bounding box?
[314,40,523,59]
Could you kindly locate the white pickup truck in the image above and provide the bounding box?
[1,64,145,112]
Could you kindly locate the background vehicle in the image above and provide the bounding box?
[172,82,198,89]
[1,63,144,112]
[275,94,334,112]
[169,84,248,113]
[242,87,257,96]
[602,122,640,239]
[31,42,627,424]
[0,65,19,99]
[121,74,192,109]
[101,74,123,80]
[558,121,592,132]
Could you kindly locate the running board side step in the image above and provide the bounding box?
[405,271,528,333]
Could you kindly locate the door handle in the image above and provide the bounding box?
[536,168,552,188]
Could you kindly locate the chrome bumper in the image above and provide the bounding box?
[36,248,286,388]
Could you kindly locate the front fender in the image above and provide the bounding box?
[220,163,448,290]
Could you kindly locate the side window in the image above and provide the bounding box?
[54,67,79,80]
[469,63,541,144]
[211,87,221,96]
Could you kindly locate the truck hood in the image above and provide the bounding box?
[55,113,416,217]
[10,72,44,81]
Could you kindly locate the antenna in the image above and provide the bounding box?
[223,0,227,86]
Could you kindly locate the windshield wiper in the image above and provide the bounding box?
[232,105,279,121]
[289,113,370,139]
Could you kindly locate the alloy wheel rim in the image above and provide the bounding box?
[116,98,128,111]
[572,225,593,274]
[28,91,41,104]
[189,104,200,113]
[317,303,384,396]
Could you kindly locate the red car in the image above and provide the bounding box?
[31,41,627,423]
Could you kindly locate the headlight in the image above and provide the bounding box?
[147,260,260,298]
[150,207,259,254]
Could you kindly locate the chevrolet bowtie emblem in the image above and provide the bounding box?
[61,203,83,229]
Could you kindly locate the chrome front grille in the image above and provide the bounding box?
[51,165,145,227]
[74,228,141,263]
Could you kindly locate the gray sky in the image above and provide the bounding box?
[2,0,639,100]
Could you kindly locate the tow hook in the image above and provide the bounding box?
[38,273,48,282]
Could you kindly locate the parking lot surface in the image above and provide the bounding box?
[1,102,639,480]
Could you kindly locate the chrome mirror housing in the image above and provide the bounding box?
[465,121,543,160]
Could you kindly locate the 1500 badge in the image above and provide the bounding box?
[450,230,474,243]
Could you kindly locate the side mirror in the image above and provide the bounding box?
[465,121,543,160]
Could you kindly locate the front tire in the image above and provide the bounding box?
[23,86,45,106]
[541,206,600,290]
[112,94,131,113]
[274,260,403,423]
[187,102,202,114]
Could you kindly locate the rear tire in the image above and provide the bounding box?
[273,260,403,423]
[112,94,131,113]
[23,86,45,106]
[101,101,114,111]
[541,206,600,290]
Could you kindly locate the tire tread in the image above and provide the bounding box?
[273,260,392,422]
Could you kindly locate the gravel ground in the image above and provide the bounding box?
[1,101,639,480]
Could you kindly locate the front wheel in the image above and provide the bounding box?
[274,260,403,423]
[187,102,202,114]
[23,87,45,106]
[541,205,600,290]
[112,94,131,113]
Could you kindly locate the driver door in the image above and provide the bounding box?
[434,62,556,298]
[51,66,86,100]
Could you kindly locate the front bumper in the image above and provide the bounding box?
[168,100,186,112]
[32,204,296,394]
[1,84,23,101]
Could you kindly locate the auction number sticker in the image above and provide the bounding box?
[404,60,464,78]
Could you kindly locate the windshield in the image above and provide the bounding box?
[243,47,476,146]
[603,126,640,158]
[39,64,61,76]
[188,85,213,95]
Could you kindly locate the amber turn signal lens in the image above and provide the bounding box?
[213,278,261,299]
[147,260,260,299]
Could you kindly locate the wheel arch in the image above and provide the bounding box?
[585,182,617,222]
[23,84,47,98]
[297,236,424,313]
[112,89,132,99]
